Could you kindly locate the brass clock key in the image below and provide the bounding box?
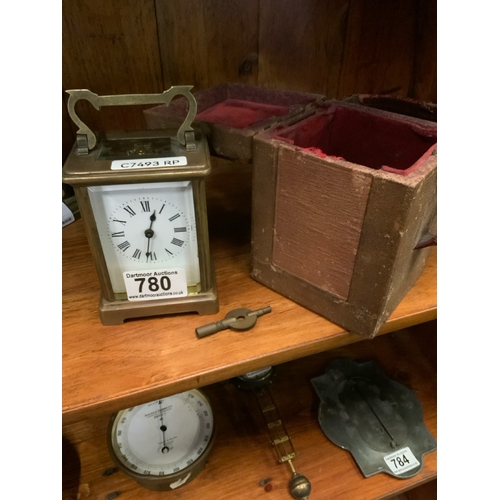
[195,305,272,338]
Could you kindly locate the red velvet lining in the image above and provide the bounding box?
[196,99,290,129]
[273,106,437,174]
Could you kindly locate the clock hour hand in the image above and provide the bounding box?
[145,211,156,262]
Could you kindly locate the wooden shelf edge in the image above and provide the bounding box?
[63,218,436,425]
[376,474,437,500]
[61,307,436,425]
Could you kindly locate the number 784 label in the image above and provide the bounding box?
[123,268,188,301]
[383,447,420,475]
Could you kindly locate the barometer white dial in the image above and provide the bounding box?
[108,390,216,491]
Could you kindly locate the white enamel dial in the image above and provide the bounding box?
[88,181,200,296]
[110,391,214,477]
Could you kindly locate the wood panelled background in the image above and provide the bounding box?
[62,0,436,163]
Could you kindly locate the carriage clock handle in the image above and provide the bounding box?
[66,86,198,155]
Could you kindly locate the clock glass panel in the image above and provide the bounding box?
[88,181,200,298]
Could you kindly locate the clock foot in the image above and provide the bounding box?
[99,289,219,325]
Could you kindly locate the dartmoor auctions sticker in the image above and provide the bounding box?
[123,268,187,301]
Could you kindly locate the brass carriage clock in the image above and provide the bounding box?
[62,86,218,325]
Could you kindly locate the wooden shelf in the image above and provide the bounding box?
[62,162,436,425]
[63,322,437,500]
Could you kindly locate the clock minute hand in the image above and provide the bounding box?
[145,211,156,262]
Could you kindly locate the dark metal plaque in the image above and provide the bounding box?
[311,357,436,479]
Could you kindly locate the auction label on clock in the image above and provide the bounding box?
[111,157,188,170]
[383,447,420,475]
[123,268,187,301]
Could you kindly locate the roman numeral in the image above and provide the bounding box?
[171,238,184,247]
[174,227,187,233]
[133,249,142,259]
[111,231,125,238]
[140,201,150,212]
[118,241,131,251]
[159,204,165,214]
[124,206,136,217]
[165,248,173,255]
[169,213,180,222]
[113,219,127,226]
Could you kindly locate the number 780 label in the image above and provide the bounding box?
[384,447,420,475]
[123,268,188,301]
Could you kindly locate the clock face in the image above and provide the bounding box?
[109,391,215,480]
[88,181,200,298]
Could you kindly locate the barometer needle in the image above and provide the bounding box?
[158,399,169,453]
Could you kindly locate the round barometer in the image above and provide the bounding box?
[108,389,216,491]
